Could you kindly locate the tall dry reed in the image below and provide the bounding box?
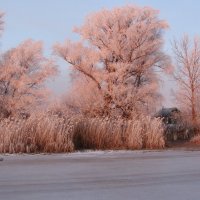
[73,116,165,150]
[0,113,75,153]
[0,114,165,153]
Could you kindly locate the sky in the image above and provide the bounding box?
[1,0,200,106]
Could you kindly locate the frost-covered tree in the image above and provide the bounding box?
[63,76,104,117]
[55,5,169,118]
[173,35,200,124]
[0,40,57,117]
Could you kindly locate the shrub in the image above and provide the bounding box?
[190,134,200,145]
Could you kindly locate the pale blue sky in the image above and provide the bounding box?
[1,0,200,106]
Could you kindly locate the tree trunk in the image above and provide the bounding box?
[191,86,197,124]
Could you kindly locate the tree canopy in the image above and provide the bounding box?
[55,5,170,118]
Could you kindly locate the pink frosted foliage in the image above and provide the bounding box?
[0,39,57,117]
[173,35,200,123]
[55,5,170,118]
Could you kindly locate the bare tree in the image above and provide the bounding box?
[0,39,57,117]
[55,5,170,119]
[173,35,200,124]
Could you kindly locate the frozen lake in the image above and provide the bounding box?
[0,150,200,200]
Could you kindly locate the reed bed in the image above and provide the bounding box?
[73,116,165,150]
[0,113,75,153]
[0,114,165,153]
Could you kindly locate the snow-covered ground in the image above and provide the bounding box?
[0,150,200,200]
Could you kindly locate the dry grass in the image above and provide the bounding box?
[0,113,75,153]
[73,116,165,150]
[0,114,165,153]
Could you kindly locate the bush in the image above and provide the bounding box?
[190,134,200,145]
